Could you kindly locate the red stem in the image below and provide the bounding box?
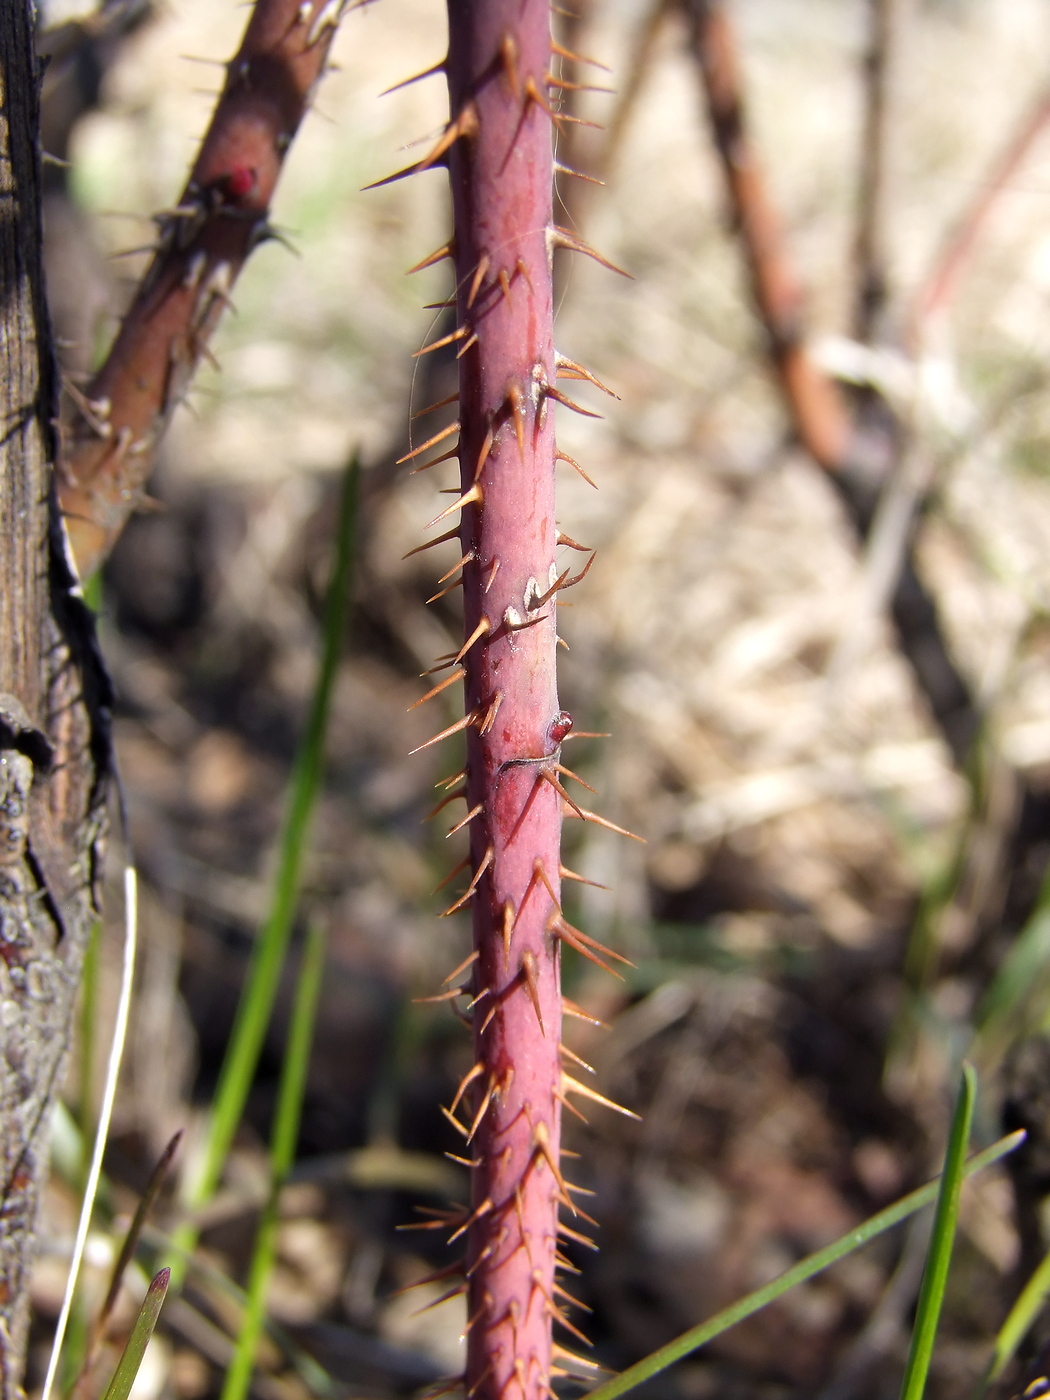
[57,0,346,579]
[443,4,564,1396]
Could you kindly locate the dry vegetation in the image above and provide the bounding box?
[28,1,1050,1398]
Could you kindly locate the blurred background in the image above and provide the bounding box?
[29,1,1050,1397]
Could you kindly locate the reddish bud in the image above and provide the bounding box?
[548,711,573,744]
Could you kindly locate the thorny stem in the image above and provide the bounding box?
[443,4,564,1396]
[57,0,348,579]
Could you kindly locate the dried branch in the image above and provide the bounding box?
[680,0,982,765]
[910,79,1050,343]
[853,0,902,343]
[57,0,350,580]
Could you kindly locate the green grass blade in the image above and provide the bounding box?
[583,1127,1022,1400]
[898,1064,977,1400]
[72,1130,183,1400]
[179,460,357,1243]
[981,1241,1050,1390]
[99,1268,170,1400]
[221,922,327,1400]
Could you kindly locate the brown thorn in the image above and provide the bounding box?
[411,445,461,476]
[440,1104,470,1139]
[557,1222,599,1251]
[502,900,514,959]
[424,785,467,821]
[555,354,618,397]
[421,652,462,676]
[427,579,463,605]
[473,426,494,482]
[520,950,545,1035]
[413,392,459,419]
[562,730,611,741]
[447,1196,493,1244]
[551,1307,593,1348]
[446,802,483,839]
[466,1362,496,1399]
[523,73,558,121]
[478,689,504,735]
[552,915,635,967]
[562,1073,640,1120]
[515,256,534,293]
[425,481,482,530]
[507,384,526,458]
[409,709,479,756]
[443,949,480,987]
[559,1042,595,1075]
[409,665,466,711]
[455,614,491,664]
[466,1073,496,1142]
[466,254,491,309]
[407,241,455,274]
[532,1122,574,1210]
[456,332,479,359]
[553,762,597,794]
[433,855,470,894]
[499,31,521,98]
[549,225,631,277]
[414,1282,468,1315]
[563,995,606,1028]
[484,558,500,592]
[544,385,602,419]
[566,805,645,842]
[554,1250,582,1275]
[442,844,494,915]
[423,298,458,310]
[498,267,512,303]
[562,551,597,590]
[449,1062,485,1117]
[437,765,467,790]
[397,420,460,464]
[531,566,572,609]
[387,1260,464,1298]
[553,160,604,186]
[379,58,446,96]
[438,550,474,584]
[559,863,608,890]
[556,1088,589,1124]
[553,1280,592,1313]
[539,767,584,818]
[556,448,597,488]
[414,984,470,1004]
[413,324,470,358]
[552,922,622,979]
[551,39,611,71]
[403,527,459,559]
[445,1151,476,1168]
[556,531,590,551]
[547,73,613,95]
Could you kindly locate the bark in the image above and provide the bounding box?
[0,6,111,1393]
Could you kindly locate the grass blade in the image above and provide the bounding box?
[583,1125,1022,1400]
[220,922,327,1400]
[41,866,140,1400]
[898,1063,977,1400]
[72,1131,183,1400]
[176,459,357,1262]
[976,1241,1050,1394]
[99,1268,170,1400]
